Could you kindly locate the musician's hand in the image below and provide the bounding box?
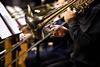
[53,0,66,8]
[51,25,68,37]
[61,7,76,22]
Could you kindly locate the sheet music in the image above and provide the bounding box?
[0,17,12,39]
[0,2,20,39]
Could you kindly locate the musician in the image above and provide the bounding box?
[46,0,100,67]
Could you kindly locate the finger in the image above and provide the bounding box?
[73,8,77,13]
[67,7,71,11]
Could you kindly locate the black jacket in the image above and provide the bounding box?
[68,3,100,66]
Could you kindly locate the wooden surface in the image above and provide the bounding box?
[18,42,28,67]
[4,38,12,67]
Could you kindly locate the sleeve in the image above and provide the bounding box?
[67,8,100,48]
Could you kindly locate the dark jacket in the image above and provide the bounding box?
[68,3,100,66]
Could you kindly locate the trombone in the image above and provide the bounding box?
[1,0,94,66]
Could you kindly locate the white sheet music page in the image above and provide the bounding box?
[0,17,12,39]
[0,2,20,39]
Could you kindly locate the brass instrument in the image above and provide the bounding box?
[3,0,95,66]
[25,0,94,40]
[37,0,94,29]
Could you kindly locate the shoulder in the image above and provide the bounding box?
[92,4,100,11]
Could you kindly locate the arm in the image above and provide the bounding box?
[64,6,100,48]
